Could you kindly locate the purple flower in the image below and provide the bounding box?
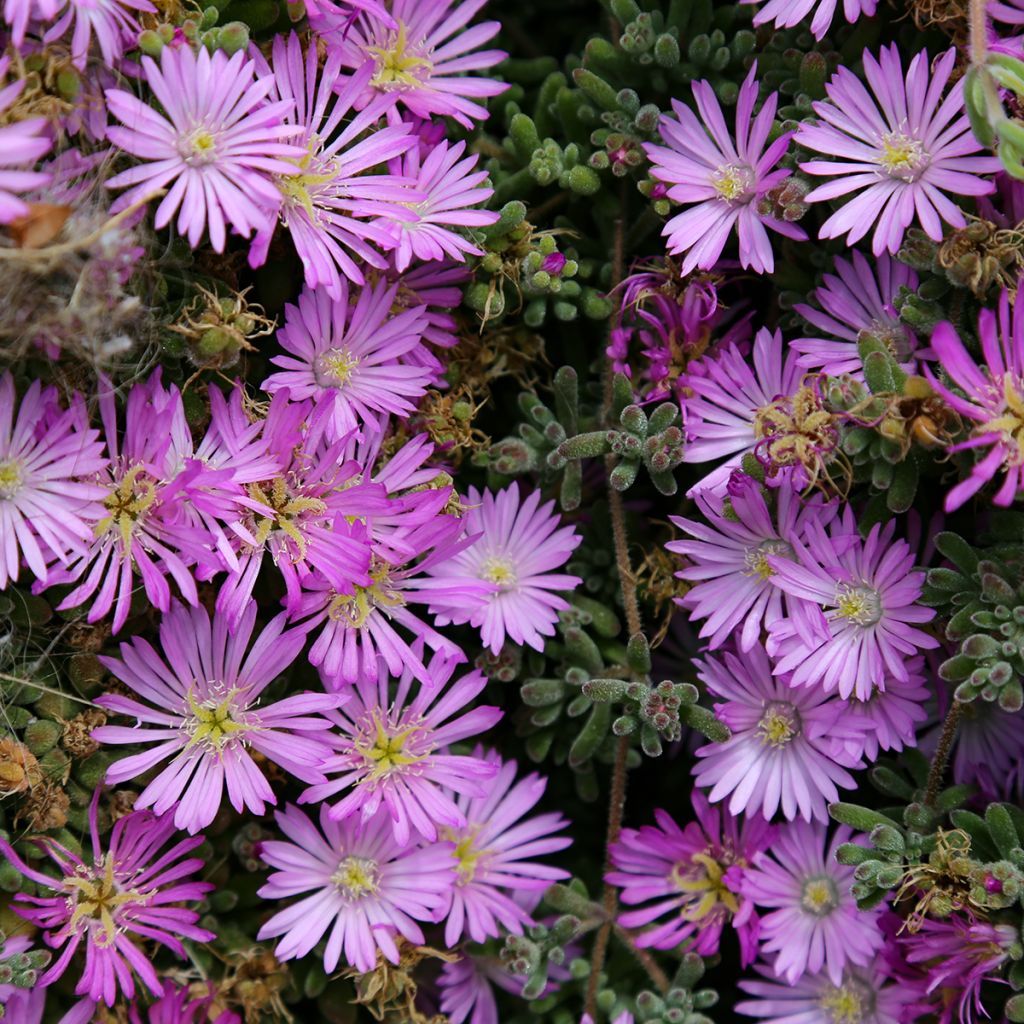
[44,0,156,70]
[0,60,52,223]
[0,373,106,589]
[792,251,921,379]
[263,280,431,442]
[847,655,929,761]
[767,513,938,700]
[692,645,867,822]
[643,65,806,275]
[667,471,835,651]
[92,599,340,834]
[741,821,885,983]
[796,45,998,255]
[302,650,502,847]
[330,0,508,127]
[3,0,60,44]
[427,483,582,655]
[606,794,774,963]
[927,290,1024,510]
[736,958,916,1024]
[257,803,456,974]
[739,0,877,36]
[0,792,214,1006]
[128,982,240,1024]
[438,748,571,946]
[948,699,1024,800]
[248,35,419,296]
[105,46,306,251]
[384,140,498,271]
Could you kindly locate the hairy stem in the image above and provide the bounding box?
[925,701,964,805]
[612,923,672,994]
[969,0,988,67]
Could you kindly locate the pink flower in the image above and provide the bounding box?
[105,46,306,251]
[427,483,582,655]
[0,792,214,1006]
[796,45,999,255]
[739,0,877,38]
[643,64,806,275]
[45,0,156,70]
[92,599,340,834]
[3,0,60,44]
[0,59,52,223]
[257,804,456,974]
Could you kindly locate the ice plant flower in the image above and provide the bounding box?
[92,599,340,834]
[739,0,877,38]
[950,699,1024,799]
[0,794,214,1006]
[105,46,306,252]
[256,803,456,974]
[737,959,917,1024]
[427,483,583,655]
[384,140,498,271]
[331,0,508,127]
[0,373,106,589]
[606,794,774,962]
[741,821,885,983]
[692,645,868,822]
[796,45,998,255]
[847,655,929,761]
[767,514,938,700]
[927,290,1024,510]
[0,59,52,223]
[126,982,241,1024]
[667,471,835,651]
[44,0,156,70]
[644,64,806,275]
[263,280,432,442]
[302,649,503,847]
[3,0,61,44]
[792,251,921,378]
[437,748,572,946]
[249,36,420,296]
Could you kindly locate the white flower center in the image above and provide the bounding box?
[743,539,793,581]
[331,855,380,899]
[820,979,873,1024]
[878,130,928,181]
[480,554,517,588]
[711,162,755,203]
[835,584,882,626]
[179,127,220,167]
[0,459,23,500]
[800,875,839,916]
[756,700,801,748]
[315,347,361,388]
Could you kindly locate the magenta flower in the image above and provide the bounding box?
[680,327,804,496]
[248,35,420,296]
[44,0,156,70]
[331,0,508,127]
[606,794,774,963]
[438,748,571,946]
[739,0,877,38]
[667,471,835,651]
[384,141,498,272]
[644,65,806,275]
[692,645,867,823]
[263,280,431,442]
[127,982,240,1024]
[257,803,456,974]
[0,373,106,589]
[0,793,214,1006]
[741,821,885,984]
[427,483,582,655]
[105,46,306,251]
[767,514,938,701]
[792,251,921,378]
[927,290,1024,510]
[92,599,340,834]
[737,958,917,1024]
[0,61,52,223]
[796,45,998,255]
[302,649,502,847]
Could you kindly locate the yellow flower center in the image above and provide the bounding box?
[835,584,882,626]
[331,855,380,899]
[977,374,1024,464]
[672,851,741,922]
[327,561,405,630]
[315,347,361,388]
[878,130,927,181]
[95,464,159,550]
[0,459,23,500]
[368,22,433,90]
[181,127,219,166]
[757,701,800,748]
[184,689,248,752]
[356,717,428,781]
[711,162,753,203]
[800,876,839,916]
[744,539,793,581]
[480,555,517,588]
[64,856,148,948]
[442,825,487,886]
[278,142,338,224]
[821,981,869,1024]
[248,477,328,561]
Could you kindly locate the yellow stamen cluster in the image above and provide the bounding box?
[181,127,219,166]
[331,855,380,899]
[753,385,839,491]
[820,983,868,1024]
[800,876,839,916]
[184,690,247,752]
[878,130,927,181]
[65,856,148,947]
[834,583,882,626]
[757,701,800,748]
[480,554,517,587]
[673,852,740,921]
[248,477,328,561]
[977,374,1024,464]
[743,539,793,581]
[367,22,433,90]
[327,561,405,630]
[0,459,23,500]
[356,718,427,781]
[711,162,754,203]
[442,825,487,886]
[95,464,159,550]
[316,347,362,388]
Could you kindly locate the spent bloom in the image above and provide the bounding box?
[331,0,508,126]
[257,803,455,974]
[0,373,106,590]
[263,280,431,442]
[667,471,835,651]
[767,513,938,700]
[692,645,868,823]
[606,794,775,963]
[796,45,998,255]
[792,250,921,378]
[644,64,806,275]
[92,599,339,834]
[741,821,885,984]
[739,0,877,38]
[927,290,1024,510]
[0,794,214,1006]
[303,650,503,847]
[105,46,305,251]
[427,483,583,655]
[437,748,571,946]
